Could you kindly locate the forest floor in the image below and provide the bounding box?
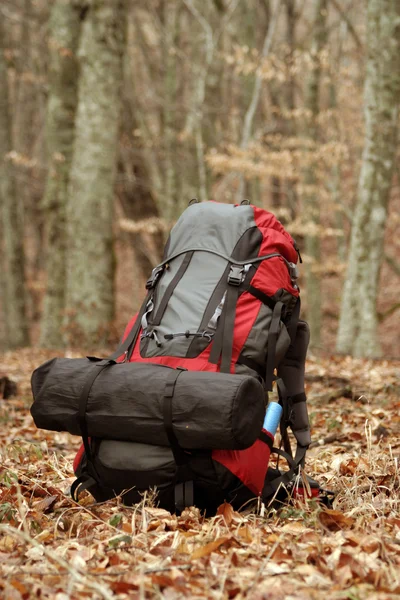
[0,349,399,600]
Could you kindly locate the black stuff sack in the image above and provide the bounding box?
[31,358,265,450]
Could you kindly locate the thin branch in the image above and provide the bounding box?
[384,254,400,277]
[236,0,281,199]
[240,0,281,150]
[329,0,363,51]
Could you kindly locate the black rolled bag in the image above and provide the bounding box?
[30,357,266,451]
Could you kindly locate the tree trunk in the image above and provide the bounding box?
[0,23,30,348]
[64,0,127,346]
[336,0,400,357]
[302,0,328,349]
[117,97,164,279]
[39,0,83,348]
[161,0,179,219]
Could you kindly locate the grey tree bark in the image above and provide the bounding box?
[0,22,30,348]
[303,0,328,349]
[336,0,400,357]
[64,0,127,346]
[39,0,83,348]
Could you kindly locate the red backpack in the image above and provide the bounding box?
[33,201,321,513]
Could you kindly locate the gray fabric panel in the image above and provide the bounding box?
[143,252,227,358]
[167,202,256,258]
[97,440,175,472]
[94,441,176,489]
[31,359,265,450]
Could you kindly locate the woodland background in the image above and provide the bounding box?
[1,0,399,358]
[1,2,400,598]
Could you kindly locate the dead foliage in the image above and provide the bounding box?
[0,349,399,599]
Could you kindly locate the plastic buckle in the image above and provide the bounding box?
[146,265,164,290]
[228,265,244,286]
[288,262,298,282]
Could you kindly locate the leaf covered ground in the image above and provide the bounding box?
[0,349,399,600]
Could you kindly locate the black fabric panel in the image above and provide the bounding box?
[31,360,265,450]
[231,226,263,261]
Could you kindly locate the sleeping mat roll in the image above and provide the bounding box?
[31,358,265,450]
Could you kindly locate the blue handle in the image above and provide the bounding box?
[263,402,282,436]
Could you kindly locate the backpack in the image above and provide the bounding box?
[32,201,318,513]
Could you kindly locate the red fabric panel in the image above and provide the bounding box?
[212,429,274,496]
[292,487,320,499]
[251,205,299,298]
[230,292,261,368]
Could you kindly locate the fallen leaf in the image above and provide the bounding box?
[216,502,234,526]
[191,536,232,560]
[319,509,355,531]
[32,495,58,513]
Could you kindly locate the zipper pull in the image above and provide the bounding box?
[293,240,303,264]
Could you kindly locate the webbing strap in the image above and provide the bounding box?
[107,290,152,362]
[263,445,307,499]
[247,285,276,311]
[78,360,113,462]
[175,481,194,512]
[287,297,301,343]
[220,286,240,372]
[209,285,240,372]
[70,473,97,502]
[265,301,284,391]
[259,430,273,449]
[236,354,265,380]
[164,368,188,466]
[152,251,194,326]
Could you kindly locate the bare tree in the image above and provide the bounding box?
[0,20,30,348]
[336,0,400,357]
[39,0,83,348]
[64,0,127,346]
[302,0,328,348]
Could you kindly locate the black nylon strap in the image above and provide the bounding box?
[164,368,188,466]
[287,297,300,343]
[247,285,276,311]
[259,430,273,449]
[107,290,152,362]
[152,251,194,326]
[78,361,112,461]
[265,301,284,391]
[175,481,194,512]
[236,354,265,379]
[208,293,228,365]
[220,286,240,373]
[209,283,240,372]
[71,474,97,502]
[262,445,307,499]
[291,392,306,404]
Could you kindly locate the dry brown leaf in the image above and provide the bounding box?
[0,536,18,552]
[237,525,253,543]
[32,495,58,513]
[191,536,232,560]
[216,502,235,526]
[319,509,355,531]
